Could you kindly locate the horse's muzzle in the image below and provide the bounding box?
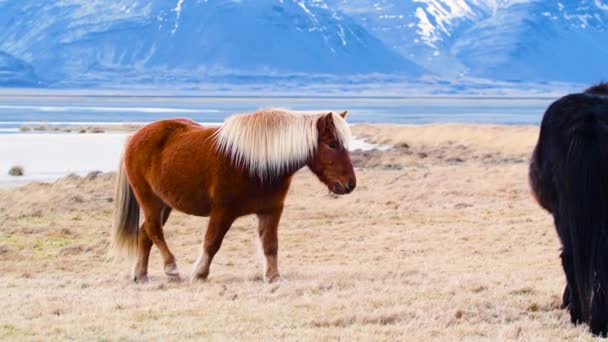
[332,179,356,195]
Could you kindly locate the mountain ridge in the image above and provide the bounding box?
[0,0,606,88]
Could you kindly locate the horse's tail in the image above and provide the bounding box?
[560,110,608,321]
[111,155,140,257]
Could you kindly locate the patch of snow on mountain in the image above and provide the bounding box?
[171,0,185,35]
[596,0,608,10]
[412,0,479,48]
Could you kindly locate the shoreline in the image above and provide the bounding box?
[0,125,398,187]
[0,123,539,188]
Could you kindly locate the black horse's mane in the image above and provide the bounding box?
[584,82,608,95]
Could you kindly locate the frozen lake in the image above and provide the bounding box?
[0,94,555,133]
[0,133,386,187]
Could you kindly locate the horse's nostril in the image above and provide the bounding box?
[345,180,355,192]
[334,182,344,193]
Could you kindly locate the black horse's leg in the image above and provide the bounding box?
[554,214,574,311]
[561,239,583,324]
[556,208,582,323]
[590,283,608,336]
[561,277,571,309]
[590,235,608,336]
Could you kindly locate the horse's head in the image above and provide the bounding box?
[307,111,356,195]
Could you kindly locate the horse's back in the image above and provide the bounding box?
[125,118,209,169]
[531,93,608,212]
[541,93,608,130]
[123,119,219,214]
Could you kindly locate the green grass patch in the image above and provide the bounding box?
[0,323,30,338]
[33,237,73,252]
[0,233,76,257]
[0,234,25,251]
[13,214,62,227]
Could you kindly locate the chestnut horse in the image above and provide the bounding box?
[112,109,356,283]
[530,83,608,336]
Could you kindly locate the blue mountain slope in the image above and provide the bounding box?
[335,0,608,82]
[0,0,424,86]
[146,0,423,75]
[0,0,606,87]
[452,0,608,82]
[327,0,488,75]
[0,51,38,86]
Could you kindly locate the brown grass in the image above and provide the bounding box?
[0,124,599,341]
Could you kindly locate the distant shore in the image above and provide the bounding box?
[17,123,143,134]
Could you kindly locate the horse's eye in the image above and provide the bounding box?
[328,142,337,149]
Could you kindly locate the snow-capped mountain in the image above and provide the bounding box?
[452,0,608,82]
[327,0,487,75]
[0,0,423,87]
[333,0,608,82]
[0,0,606,88]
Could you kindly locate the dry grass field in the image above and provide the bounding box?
[0,124,600,341]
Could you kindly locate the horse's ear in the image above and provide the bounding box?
[339,111,348,119]
[324,112,335,128]
[317,113,334,134]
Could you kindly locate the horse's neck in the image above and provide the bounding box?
[255,161,306,187]
[247,172,296,198]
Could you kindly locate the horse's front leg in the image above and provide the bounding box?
[191,211,235,283]
[257,207,284,283]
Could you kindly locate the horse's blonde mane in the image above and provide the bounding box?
[214,108,351,179]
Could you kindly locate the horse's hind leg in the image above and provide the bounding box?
[158,206,176,276]
[132,205,176,281]
[191,211,235,283]
[149,205,179,279]
[133,191,179,281]
[132,228,153,283]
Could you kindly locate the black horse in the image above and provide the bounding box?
[530,82,608,335]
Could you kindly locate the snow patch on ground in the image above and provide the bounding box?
[0,133,387,187]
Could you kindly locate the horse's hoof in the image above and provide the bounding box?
[164,264,180,279]
[570,313,584,325]
[133,275,149,284]
[591,325,608,338]
[265,274,284,284]
[167,273,182,282]
[190,275,209,284]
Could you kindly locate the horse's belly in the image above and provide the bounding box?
[175,202,212,217]
[166,196,212,217]
[155,184,213,217]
